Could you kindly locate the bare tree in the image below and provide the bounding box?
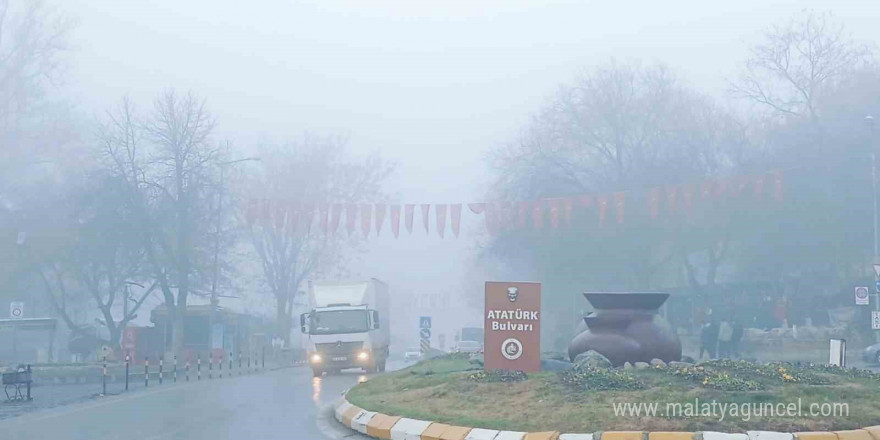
[731,10,872,122]
[245,136,392,345]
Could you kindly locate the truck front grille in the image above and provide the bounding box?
[316,341,364,357]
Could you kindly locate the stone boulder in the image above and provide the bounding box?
[634,362,650,369]
[573,350,612,369]
[650,358,666,367]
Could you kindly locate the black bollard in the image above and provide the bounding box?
[229,351,233,374]
[186,360,190,382]
[238,352,242,374]
[197,354,201,381]
[209,354,213,379]
[125,354,130,391]
[219,353,223,379]
[26,365,32,401]
[145,357,149,387]
[262,346,265,369]
[159,356,164,385]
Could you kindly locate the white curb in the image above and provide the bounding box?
[496,431,528,440]
[466,428,501,440]
[353,410,378,434]
[748,432,794,440]
[703,432,748,440]
[560,434,595,440]
[335,400,353,423]
[391,418,433,440]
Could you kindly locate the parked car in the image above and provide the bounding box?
[455,340,483,353]
[862,343,880,365]
[404,348,422,362]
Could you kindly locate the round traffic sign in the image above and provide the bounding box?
[856,286,869,299]
[11,307,21,317]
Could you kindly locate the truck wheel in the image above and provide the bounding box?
[378,359,386,372]
[312,368,323,378]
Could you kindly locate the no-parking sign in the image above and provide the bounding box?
[855,286,870,306]
[9,301,24,319]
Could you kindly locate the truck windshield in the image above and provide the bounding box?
[311,310,369,335]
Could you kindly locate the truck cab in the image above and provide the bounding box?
[300,279,390,376]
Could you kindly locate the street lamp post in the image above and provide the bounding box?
[867,115,879,343]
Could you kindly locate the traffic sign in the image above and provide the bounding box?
[419,316,431,329]
[876,281,880,293]
[9,301,23,319]
[873,311,880,330]
[874,264,880,279]
[420,328,431,340]
[855,286,870,306]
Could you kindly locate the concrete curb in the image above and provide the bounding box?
[331,397,880,440]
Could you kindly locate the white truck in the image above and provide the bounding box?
[300,278,390,377]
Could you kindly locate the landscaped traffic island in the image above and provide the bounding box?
[346,355,880,433]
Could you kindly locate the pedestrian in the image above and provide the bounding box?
[730,318,744,359]
[699,320,718,360]
[717,318,733,358]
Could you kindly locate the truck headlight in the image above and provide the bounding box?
[357,351,369,361]
[310,353,322,363]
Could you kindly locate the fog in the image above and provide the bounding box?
[4,0,880,358]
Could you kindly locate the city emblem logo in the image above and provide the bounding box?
[501,338,523,360]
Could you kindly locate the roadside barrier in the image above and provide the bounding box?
[333,398,880,440]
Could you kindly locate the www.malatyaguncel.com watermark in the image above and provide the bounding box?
[612,399,849,422]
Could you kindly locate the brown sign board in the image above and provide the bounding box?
[484,281,541,372]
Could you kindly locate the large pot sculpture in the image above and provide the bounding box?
[568,292,681,366]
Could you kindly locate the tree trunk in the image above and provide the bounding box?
[171,300,186,357]
[276,295,291,347]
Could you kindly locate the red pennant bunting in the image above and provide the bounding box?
[374,204,386,236]
[468,203,486,214]
[682,184,696,212]
[330,204,343,234]
[390,205,401,238]
[614,192,625,224]
[598,195,608,226]
[577,195,593,208]
[563,198,574,226]
[773,171,784,201]
[754,175,765,199]
[436,204,447,238]
[420,204,430,233]
[548,199,560,228]
[360,204,372,237]
[346,203,357,234]
[246,198,258,227]
[405,204,415,234]
[648,188,661,219]
[713,179,728,198]
[319,204,329,234]
[450,204,462,238]
[532,200,544,229]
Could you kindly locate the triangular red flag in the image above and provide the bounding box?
[420,204,430,233]
[548,199,560,228]
[532,200,544,229]
[754,175,766,199]
[450,204,462,238]
[436,204,447,238]
[330,204,343,234]
[374,204,386,236]
[682,184,696,212]
[360,204,372,237]
[405,204,415,234]
[597,195,608,226]
[390,205,401,238]
[346,203,357,235]
[614,192,625,224]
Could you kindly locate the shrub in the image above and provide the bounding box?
[468,369,528,383]
[560,366,645,391]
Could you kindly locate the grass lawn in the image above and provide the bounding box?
[346,356,880,433]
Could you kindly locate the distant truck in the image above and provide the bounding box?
[300,279,390,377]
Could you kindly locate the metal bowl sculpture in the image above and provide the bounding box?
[568,292,681,366]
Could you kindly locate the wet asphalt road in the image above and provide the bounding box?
[0,362,401,440]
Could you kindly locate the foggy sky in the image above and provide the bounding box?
[59,0,880,342]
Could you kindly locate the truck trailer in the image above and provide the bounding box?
[300,279,390,376]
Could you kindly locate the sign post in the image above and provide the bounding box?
[419,316,431,355]
[484,281,541,373]
[872,311,880,330]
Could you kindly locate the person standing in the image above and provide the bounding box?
[699,320,719,360]
[730,318,744,359]
[717,318,733,358]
